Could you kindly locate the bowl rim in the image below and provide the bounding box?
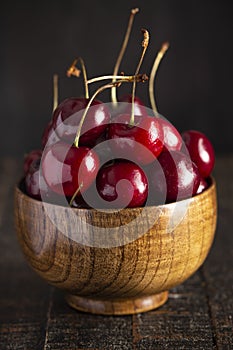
[15,176,216,213]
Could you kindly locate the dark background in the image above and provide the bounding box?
[0,0,232,157]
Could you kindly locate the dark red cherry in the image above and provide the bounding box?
[107,114,164,165]
[42,141,99,197]
[23,149,42,175]
[116,94,147,117]
[159,117,182,151]
[96,160,148,208]
[150,150,200,203]
[25,158,63,204]
[181,130,215,178]
[50,97,110,146]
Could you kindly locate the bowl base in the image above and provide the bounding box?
[65,291,169,315]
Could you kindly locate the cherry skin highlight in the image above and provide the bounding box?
[182,130,215,178]
[159,118,182,151]
[107,114,164,165]
[42,141,100,197]
[96,160,148,208]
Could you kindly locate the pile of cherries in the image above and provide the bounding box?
[23,11,215,210]
[23,97,215,209]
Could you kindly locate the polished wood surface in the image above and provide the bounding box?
[1,155,233,348]
[14,172,216,315]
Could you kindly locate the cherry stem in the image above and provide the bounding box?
[67,57,89,99]
[111,8,139,105]
[53,74,59,111]
[149,42,169,115]
[130,29,149,126]
[87,74,148,84]
[73,75,147,148]
[69,183,83,207]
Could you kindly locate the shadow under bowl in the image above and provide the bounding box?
[14,178,217,315]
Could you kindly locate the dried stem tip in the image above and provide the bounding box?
[131,8,139,15]
[67,59,81,78]
[67,57,89,99]
[161,42,169,54]
[137,73,149,83]
[141,28,149,49]
[130,29,150,126]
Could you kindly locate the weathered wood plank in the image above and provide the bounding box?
[200,155,233,349]
[43,289,133,350]
[132,272,215,349]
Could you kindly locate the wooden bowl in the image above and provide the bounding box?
[14,178,217,315]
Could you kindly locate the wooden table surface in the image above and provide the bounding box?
[0,155,232,350]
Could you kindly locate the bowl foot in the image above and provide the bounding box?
[65,291,168,315]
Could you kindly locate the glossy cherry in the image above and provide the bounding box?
[159,117,182,151]
[23,149,42,175]
[182,130,215,178]
[48,97,110,147]
[42,141,99,197]
[96,160,148,208]
[147,42,182,151]
[107,114,164,165]
[150,150,200,203]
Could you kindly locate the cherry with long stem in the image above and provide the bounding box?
[69,74,147,205]
[69,74,148,205]
[73,74,147,148]
[148,42,182,152]
[111,8,139,105]
[47,73,147,148]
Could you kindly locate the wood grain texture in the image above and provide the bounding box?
[1,155,233,349]
[14,177,217,315]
